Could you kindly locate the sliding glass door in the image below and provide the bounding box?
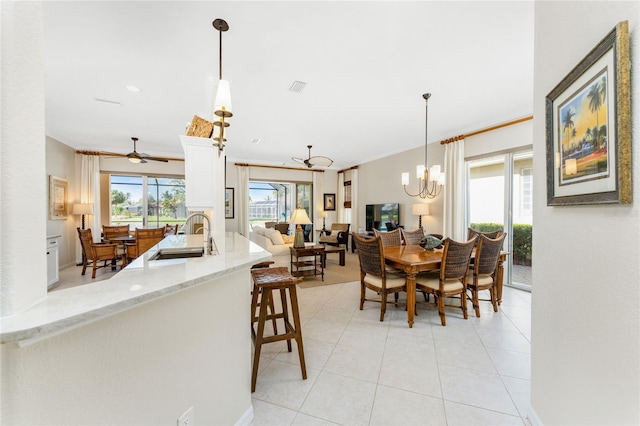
[466,149,533,290]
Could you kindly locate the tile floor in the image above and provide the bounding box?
[250,283,531,426]
[54,265,532,425]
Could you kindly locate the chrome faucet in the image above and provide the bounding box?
[182,212,213,255]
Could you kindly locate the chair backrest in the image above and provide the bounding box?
[103,224,130,240]
[164,224,179,236]
[467,227,502,243]
[373,228,402,247]
[352,233,385,277]
[135,227,166,255]
[264,221,277,229]
[274,223,290,234]
[400,228,424,245]
[77,228,95,260]
[474,233,506,276]
[385,222,398,231]
[330,223,350,233]
[440,237,477,280]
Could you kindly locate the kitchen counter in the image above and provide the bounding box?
[0,232,272,345]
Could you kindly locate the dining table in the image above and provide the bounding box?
[383,245,509,328]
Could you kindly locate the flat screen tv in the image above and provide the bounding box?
[365,203,400,232]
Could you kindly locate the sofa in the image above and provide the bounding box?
[249,225,314,256]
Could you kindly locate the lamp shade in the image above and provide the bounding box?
[214,79,232,117]
[321,211,327,218]
[72,203,94,215]
[290,208,312,225]
[411,203,430,216]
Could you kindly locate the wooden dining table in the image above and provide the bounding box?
[383,245,509,328]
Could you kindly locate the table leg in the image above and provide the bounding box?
[406,273,416,328]
[339,250,345,266]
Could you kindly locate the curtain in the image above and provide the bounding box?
[312,171,323,240]
[337,172,345,223]
[350,168,358,233]
[237,164,249,236]
[80,154,101,244]
[443,139,466,241]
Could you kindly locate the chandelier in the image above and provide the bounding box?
[212,18,232,154]
[402,93,444,199]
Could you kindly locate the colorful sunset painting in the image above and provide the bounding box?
[557,68,610,185]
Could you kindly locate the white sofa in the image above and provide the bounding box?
[248,225,314,256]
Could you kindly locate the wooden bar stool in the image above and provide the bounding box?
[250,266,307,393]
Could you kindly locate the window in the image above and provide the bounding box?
[109,175,186,228]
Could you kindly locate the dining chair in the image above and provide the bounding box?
[103,224,130,257]
[125,227,166,265]
[400,228,424,245]
[373,228,402,247]
[415,237,476,326]
[352,233,407,321]
[77,228,122,278]
[467,227,502,245]
[467,233,506,317]
[164,223,179,236]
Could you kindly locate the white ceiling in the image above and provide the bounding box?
[43,1,534,171]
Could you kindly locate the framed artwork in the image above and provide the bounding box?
[324,193,336,211]
[545,21,631,206]
[49,175,68,219]
[225,187,234,219]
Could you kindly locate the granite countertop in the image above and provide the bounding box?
[0,232,271,345]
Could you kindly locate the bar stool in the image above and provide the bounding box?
[250,266,307,392]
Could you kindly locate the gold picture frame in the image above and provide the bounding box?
[545,21,631,205]
[49,175,68,219]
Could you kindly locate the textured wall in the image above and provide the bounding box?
[531,2,640,424]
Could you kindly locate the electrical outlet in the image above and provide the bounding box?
[177,406,193,426]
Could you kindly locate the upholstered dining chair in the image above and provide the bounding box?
[400,228,424,245]
[373,228,402,247]
[77,228,122,278]
[124,227,166,265]
[467,233,506,317]
[352,233,407,321]
[467,227,502,245]
[415,237,476,326]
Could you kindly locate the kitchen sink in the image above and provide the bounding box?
[148,247,205,260]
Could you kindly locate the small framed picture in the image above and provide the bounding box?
[225,187,234,219]
[324,193,336,211]
[49,175,68,219]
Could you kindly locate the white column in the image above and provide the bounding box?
[0,1,48,316]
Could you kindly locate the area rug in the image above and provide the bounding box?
[269,250,361,288]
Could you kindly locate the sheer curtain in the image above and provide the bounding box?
[236,165,249,236]
[337,172,345,223]
[442,139,466,241]
[350,168,359,233]
[80,154,101,243]
[312,171,323,238]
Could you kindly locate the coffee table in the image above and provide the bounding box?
[322,246,345,266]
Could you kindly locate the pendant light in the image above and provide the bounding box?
[212,18,232,154]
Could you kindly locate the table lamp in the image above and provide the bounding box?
[290,207,312,248]
[320,211,328,233]
[72,203,94,230]
[411,203,430,229]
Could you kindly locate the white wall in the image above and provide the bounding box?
[1,269,252,425]
[531,2,640,424]
[1,1,47,316]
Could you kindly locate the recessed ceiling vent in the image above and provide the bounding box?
[289,81,307,93]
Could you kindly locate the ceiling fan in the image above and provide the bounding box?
[126,137,168,163]
[292,145,333,169]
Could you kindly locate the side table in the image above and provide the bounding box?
[289,246,325,281]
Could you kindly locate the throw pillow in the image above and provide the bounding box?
[253,226,265,236]
[265,228,285,245]
[282,235,295,244]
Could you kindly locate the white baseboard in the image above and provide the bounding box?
[235,405,254,426]
[527,406,543,426]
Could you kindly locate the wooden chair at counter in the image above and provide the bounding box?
[77,228,123,279]
[467,233,506,317]
[124,227,166,265]
[352,233,407,322]
[415,237,476,326]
